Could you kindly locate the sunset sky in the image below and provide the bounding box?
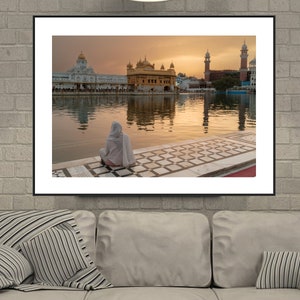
[52,36,256,78]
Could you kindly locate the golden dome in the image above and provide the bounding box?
[136,57,154,69]
[78,51,86,60]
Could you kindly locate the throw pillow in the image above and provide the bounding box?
[0,276,13,289]
[20,225,89,286]
[63,265,107,290]
[0,245,33,289]
[256,251,300,289]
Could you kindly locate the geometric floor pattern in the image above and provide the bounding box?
[52,131,256,178]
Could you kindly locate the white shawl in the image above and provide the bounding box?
[102,121,136,167]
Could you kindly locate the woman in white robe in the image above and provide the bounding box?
[99,121,136,168]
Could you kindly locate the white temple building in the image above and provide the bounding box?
[52,52,127,92]
[249,57,256,90]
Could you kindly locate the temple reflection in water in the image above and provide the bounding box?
[52,94,256,164]
[126,96,176,131]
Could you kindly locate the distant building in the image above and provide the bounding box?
[239,41,249,82]
[204,50,211,82]
[176,76,214,93]
[204,49,240,83]
[249,58,256,89]
[126,57,177,93]
[52,52,127,92]
[203,42,254,86]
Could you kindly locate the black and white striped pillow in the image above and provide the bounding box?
[256,251,300,289]
[20,225,89,286]
[0,245,33,289]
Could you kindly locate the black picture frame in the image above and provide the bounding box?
[33,15,275,196]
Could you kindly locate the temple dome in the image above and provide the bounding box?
[249,58,256,66]
[78,52,86,60]
[136,57,154,69]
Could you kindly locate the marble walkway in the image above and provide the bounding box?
[52,131,256,178]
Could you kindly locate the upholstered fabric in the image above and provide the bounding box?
[256,251,300,289]
[0,276,13,289]
[0,288,219,300]
[63,266,110,290]
[20,225,89,286]
[213,287,300,300]
[212,211,300,288]
[0,210,75,250]
[87,287,219,300]
[0,290,88,300]
[72,210,97,263]
[0,245,33,289]
[97,210,211,287]
[0,210,111,291]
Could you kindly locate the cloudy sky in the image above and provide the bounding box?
[52,36,256,78]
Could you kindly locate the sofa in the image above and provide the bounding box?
[0,210,300,300]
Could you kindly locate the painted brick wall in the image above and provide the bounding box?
[0,0,299,217]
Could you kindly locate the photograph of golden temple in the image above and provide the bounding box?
[51,36,256,180]
[33,16,274,195]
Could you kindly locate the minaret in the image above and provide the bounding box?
[240,41,248,82]
[204,50,211,81]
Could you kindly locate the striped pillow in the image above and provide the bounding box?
[20,225,89,286]
[0,245,33,289]
[256,251,300,289]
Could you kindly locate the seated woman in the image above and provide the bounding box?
[99,121,136,168]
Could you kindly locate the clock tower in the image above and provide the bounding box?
[204,50,211,82]
[240,42,248,82]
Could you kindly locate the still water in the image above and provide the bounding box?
[52,93,256,164]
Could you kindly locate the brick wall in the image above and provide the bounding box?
[1,0,299,217]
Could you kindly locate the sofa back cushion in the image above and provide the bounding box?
[212,211,300,288]
[72,210,96,262]
[96,210,211,287]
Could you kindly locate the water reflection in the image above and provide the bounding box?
[203,93,256,133]
[127,96,176,131]
[52,93,256,163]
[53,97,96,131]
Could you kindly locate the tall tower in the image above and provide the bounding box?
[204,50,211,81]
[239,42,248,82]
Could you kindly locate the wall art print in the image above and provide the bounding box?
[33,16,275,195]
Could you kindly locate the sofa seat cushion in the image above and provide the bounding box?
[212,211,300,288]
[87,287,218,300]
[97,211,211,287]
[213,287,300,300]
[0,290,88,300]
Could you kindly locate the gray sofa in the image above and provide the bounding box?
[1,210,300,299]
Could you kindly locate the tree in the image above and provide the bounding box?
[212,77,240,91]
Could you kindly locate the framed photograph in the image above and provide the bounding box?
[33,16,275,195]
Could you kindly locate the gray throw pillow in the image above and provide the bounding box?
[256,251,300,289]
[0,245,33,289]
[20,225,88,286]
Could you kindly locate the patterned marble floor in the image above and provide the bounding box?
[52,131,256,178]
